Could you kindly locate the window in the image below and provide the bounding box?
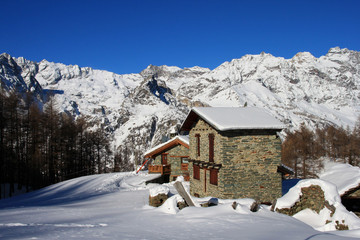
[181,157,189,171]
[193,164,200,180]
[195,134,200,157]
[210,169,218,185]
[209,134,214,162]
[161,153,168,165]
[181,157,189,164]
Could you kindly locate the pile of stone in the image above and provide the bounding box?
[275,185,335,216]
[149,185,169,207]
[148,182,193,209]
[273,180,353,231]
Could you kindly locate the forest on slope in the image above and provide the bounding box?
[0,91,132,199]
[282,122,360,178]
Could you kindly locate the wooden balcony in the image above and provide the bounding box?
[148,164,171,175]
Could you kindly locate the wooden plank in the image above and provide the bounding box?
[136,158,150,174]
[174,181,195,207]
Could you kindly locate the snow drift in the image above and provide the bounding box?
[1,172,360,239]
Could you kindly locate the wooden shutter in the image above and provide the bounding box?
[209,134,214,162]
[193,164,200,180]
[195,134,200,157]
[210,169,218,185]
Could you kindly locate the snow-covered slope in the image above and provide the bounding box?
[1,47,360,162]
[319,162,360,196]
[1,172,359,239]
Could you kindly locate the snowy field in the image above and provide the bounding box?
[0,172,360,240]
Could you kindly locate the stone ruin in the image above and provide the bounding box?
[149,193,169,207]
[274,185,349,230]
[149,185,170,207]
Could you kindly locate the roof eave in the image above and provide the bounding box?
[192,107,285,131]
[180,109,199,132]
[180,107,286,132]
[144,137,189,159]
[215,126,285,131]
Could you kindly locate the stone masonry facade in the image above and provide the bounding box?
[152,144,189,181]
[189,119,282,203]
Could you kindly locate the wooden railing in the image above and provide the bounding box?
[148,164,171,175]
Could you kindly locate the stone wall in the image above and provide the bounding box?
[189,119,282,203]
[342,185,360,216]
[275,185,349,230]
[220,130,282,202]
[152,144,189,181]
[149,194,168,207]
[276,185,331,216]
[189,119,224,197]
[346,186,360,198]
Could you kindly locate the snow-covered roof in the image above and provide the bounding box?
[319,162,360,196]
[144,135,189,158]
[181,107,285,131]
[278,163,294,174]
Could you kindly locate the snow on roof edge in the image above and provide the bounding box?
[280,163,294,173]
[192,107,285,131]
[144,135,189,157]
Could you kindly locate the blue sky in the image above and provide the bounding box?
[1,0,359,74]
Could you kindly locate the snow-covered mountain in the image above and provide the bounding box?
[1,47,359,162]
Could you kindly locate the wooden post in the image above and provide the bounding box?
[174,181,195,207]
[203,168,207,193]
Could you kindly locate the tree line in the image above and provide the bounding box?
[282,122,360,179]
[3,87,359,197]
[0,90,132,199]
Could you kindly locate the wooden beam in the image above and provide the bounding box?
[174,181,195,207]
[136,158,151,174]
[144,138,189,159]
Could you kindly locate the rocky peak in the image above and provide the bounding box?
[291,52,316,64]
[0,53,21,77]
[327,47,350,55]
[0,53,43,99]
[140,64,181,78]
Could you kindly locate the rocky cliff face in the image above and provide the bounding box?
[0,53,43,100]
[1,47,359,163]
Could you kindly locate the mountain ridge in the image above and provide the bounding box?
[1,47,359,163]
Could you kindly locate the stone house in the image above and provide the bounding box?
[144,135,190,182]
[180,107,285,203]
